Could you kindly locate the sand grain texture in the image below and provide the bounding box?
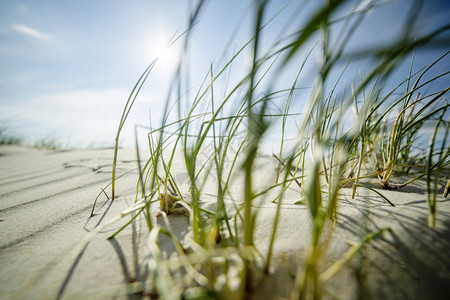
[0,146,449,299]
[0,146,142,299]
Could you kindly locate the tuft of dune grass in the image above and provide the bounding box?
[98,0,450,299]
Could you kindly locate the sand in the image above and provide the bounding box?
[0,145,449,299]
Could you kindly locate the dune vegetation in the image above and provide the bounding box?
[103,0,449,298]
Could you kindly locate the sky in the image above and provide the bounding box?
[0,0,449,149]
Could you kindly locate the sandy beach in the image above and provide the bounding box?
[0,145,449,299]
[1,0,449,298]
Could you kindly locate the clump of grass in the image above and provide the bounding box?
[34,135,62,150]
[98,0,449,298]
[0,123,66,150]
[0,126,23,146]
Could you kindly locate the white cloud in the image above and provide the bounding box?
[11,23,50,40]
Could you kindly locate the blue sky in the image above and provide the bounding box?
[0,0,449,148]
[0,0,257,147]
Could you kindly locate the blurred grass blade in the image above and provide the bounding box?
[283,0,346,65]
[112,60,157,200]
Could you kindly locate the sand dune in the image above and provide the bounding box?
[0,146,449,299]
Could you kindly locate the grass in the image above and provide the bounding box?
[34,135,62,150]
[98,0,449,299]
[0,126,23,146]
[0,125,63,150]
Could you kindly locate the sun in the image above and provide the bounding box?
[148,35,180,76]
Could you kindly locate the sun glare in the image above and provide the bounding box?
[148,35,179,76]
